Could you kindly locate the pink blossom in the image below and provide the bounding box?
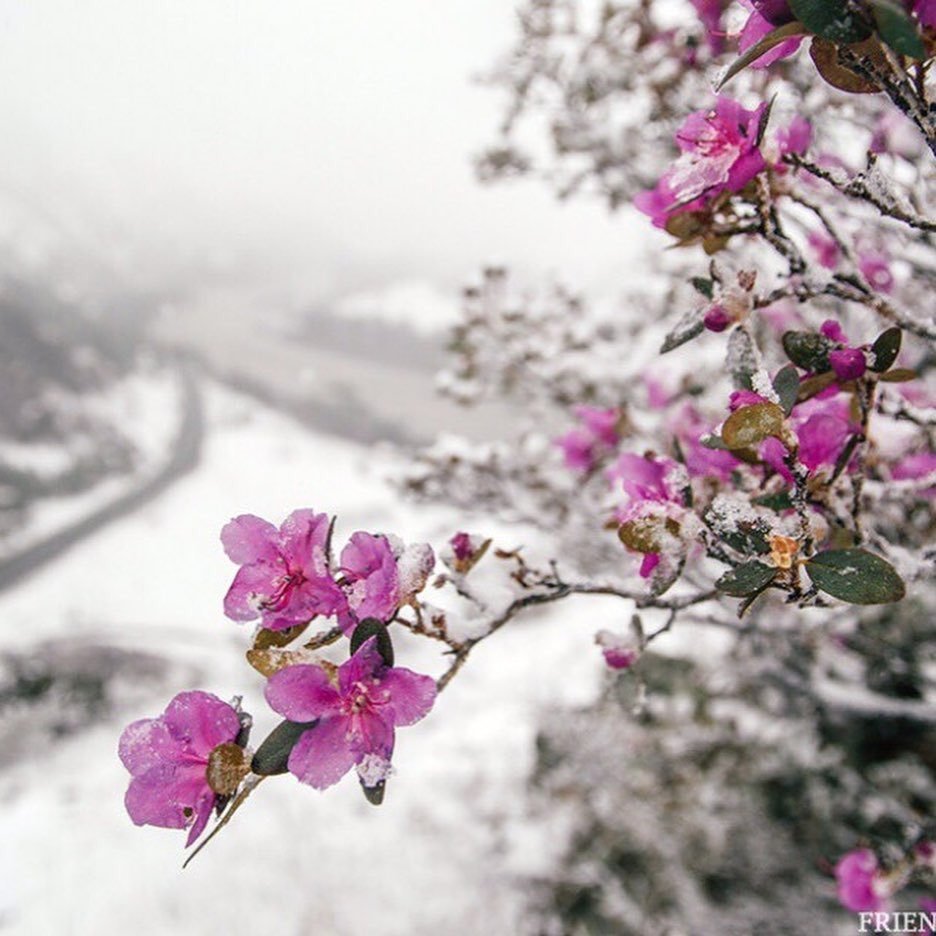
[892,452,936,496]
[595,629,640,670]
[870,110,925,160]
[222,511,346,632]
[829,348,867,381]
[793,394,858,472]
[834,848,887,912]
[607,453,686,578]
[820,320,868,381]
[808,231,841,269]
[704,303,733,332]
[670,404,739,481]
[858,250,895,294]
[340,533,434,627]
[119,691,243,846]
[737,1,802,69]
[264,637,436,790]
[555,406,621,473]
[450,531,474,562]
[635,97,768,228]
[690,0,727,54]
[775,116,812,157]
[911,0,936,27]
[728,389,768,412]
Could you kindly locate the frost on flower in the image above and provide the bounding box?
[118,691,245,846]
[222,510,346,631]
[264,636,436,790]
[595,629,640,670]
[340,532,435,627]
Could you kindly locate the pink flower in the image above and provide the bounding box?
[911,0,936,27]
[775,115,812,157]
[635,97,768,228]
[690,0,727,54]
[670,404,739,481]
[119,691,243,846]
[820,320,869,381]
[858,250,895,294]
[264,637,436,790]
[607,453,686,577]
[450,531,474,562]
[222,511,346,632]
[555,406,622,473]
[892,452,936,496]
[758,392,857,481]
[595,629,640,670]
[738,1,802,69]
[808,231,841,269]
[340,532,434,627]
[870,110,925,160]
[704,303,733,332]
[835,848,887,912]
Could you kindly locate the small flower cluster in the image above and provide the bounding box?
[119,510,439,847]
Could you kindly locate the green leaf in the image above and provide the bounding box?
[870,327,902,372]
[717,20,807,89]
[782,330,833,373]
[661,308,706,354]
[805,548,906,604]
[789,0,871,42]
[721,402,787,450]
[716,561,778,597]
[871,0,926,58]
[360,777,386,806]
[350,617,395,667]
[773,364,800,415]
[690,277,714,300]
[720,521,772,556]
[753,490,795,512]
[251,718,319,776]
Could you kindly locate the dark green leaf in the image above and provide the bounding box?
[350,618,395,667]
[720,521,772,556]
[870,327,902,372]
[717,20,807,89]
[722,402,787,449]
[661,308,706,354]
[251,718,319,776]
[690,277,714,300]
[360,778,386,805]
[782,330,833,373]
[805,548,906,604]
[753,490,795,511]
[716,561,778,597]
[871,0,926,58]
[789,0,871,42]
[773,364,800,415]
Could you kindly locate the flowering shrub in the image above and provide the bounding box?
[121,0,935,924]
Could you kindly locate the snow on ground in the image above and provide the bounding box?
[0,381,616,936]
[0,364,184,559]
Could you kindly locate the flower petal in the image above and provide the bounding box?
[118,717,186,775]
[338,637,384,693]
[221,514,279,565]
[162,691,241,757]
[279,509,332,576]
[286,716,358,789]
[265,664,342,722]
[223,563,276,622]
[124,762,209,830]
[376,668,437,727]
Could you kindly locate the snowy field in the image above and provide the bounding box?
[0,381,622,936]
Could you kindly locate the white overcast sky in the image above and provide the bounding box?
[0,1,645,305]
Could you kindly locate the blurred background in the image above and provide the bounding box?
[0,3,643,934]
